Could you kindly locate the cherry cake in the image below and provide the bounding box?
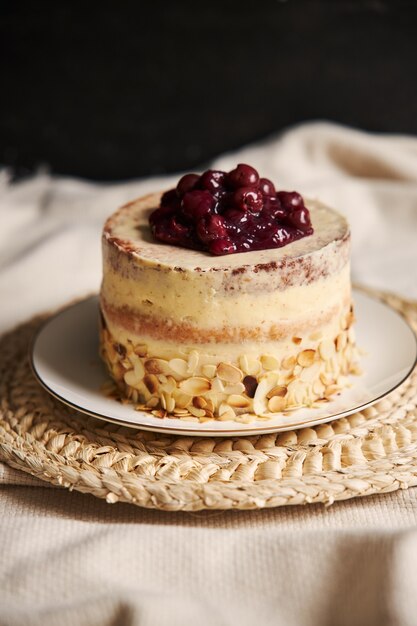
[100,164,359,423]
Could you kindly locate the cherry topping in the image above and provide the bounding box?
[259,177,276,197]
[227,163,259,189]
[233,187,263,213]
[176,173,200,197]
[149,164,313,255]
[199,170,227,194]
[181,190,215,220]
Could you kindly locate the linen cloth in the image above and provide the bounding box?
[1,121,417,626]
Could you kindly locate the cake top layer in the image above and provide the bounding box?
[104,192,349,273]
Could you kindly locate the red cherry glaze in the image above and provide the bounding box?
[149,164,313,255]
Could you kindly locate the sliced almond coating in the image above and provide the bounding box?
[293,364,302,376]
[348,326,356,344]
[325,384,341,398]
[260,354,280,371]
[313,379,325,396]
[178,377,211,395]
[266,385,287,399]
[223,382,246,395]
[124,369,141,388]
[217,405,237,421]
[160,375,177,394]
[216,362,243,384]
[319,339,336,360]
[143,374,159,394]
[227,394,251,409]
[268,396,286,412]
[202,364,217,379]
[300,361,321,383]
[297,349,316,368]
[145,358,169,375]
[210,377,225,393]
[134,344,148,357]
[189,405,206,418]
[239,355,261,376]
[282,355,296,370]
[205,398,215,413]
[243,375,258,398]
[320,372,335,386]
[160,393,167,410]
[193,396,207,409]
[168,358,188,377]
[172,389,192,409]
[187,350,199,374]
[287,380,309,405]
[152,409,166,419]
[336,332,347,352]
[253,375,279,415]
[292,336,302,345]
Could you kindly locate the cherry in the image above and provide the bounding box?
[197,215,227,244]
[286,207,312,231]
[227,163,259,189]
[233,187,263,213]
[277,191,303,211]
[181,190,215,220]
[199,170,227,194]
[259,177,276,197]
[209,237,236,255]
[176,173,200,197]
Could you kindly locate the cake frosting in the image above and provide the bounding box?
[99,191,360,423]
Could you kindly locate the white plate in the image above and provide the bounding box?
[31,290,417,437]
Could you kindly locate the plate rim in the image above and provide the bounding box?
[29,290,417,437]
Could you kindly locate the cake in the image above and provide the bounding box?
[100,164,359,423]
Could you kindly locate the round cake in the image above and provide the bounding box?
[100,168,359,423]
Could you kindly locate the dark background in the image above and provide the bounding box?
[1,0,417,181]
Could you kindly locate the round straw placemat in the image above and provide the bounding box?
[1,288,417,511]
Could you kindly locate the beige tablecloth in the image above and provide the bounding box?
[1,122,417,626]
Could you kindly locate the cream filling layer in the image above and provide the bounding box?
[101,262,351,328]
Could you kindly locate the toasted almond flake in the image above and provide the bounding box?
[172,389,192,409]
[145,358,169,375]
[147,396,159,408]
[223,382,246,395]
[124,369,141,388]
[268,396,286,412]
[187,350,199,374]
[293,364,302,376]
[202,364,217,379]
[173,408,190,415]
[336,332,347,352]
[239,355,261,376]
[152,409,166,419]
[178,377,211,395]
[300,362,321,383]
[297,349,316,367]
[320,372,335,386]
[313,379,326,396]
[211,377,225,393]
[160,375,177,394]
[189,405,206,418]
[260,354,280,370]
[168,358,188,377]
[160,393,167,410]
[253,376,279,415]
[292,336,302,345]
[143,374,159,394]
[287,380,309,405]
[193,396,207,409]
[266,385,287,399]
[319,339,336,360]
[165,393,175,414]
[134,344,148,357]
[243,375,258,398]
[227,394,251,409]
[205,398,215,412]
[325,384,341,398]
[282,355,296,370]
[217,407,237,421]
[216,362,243,384]
[237,413,256,424]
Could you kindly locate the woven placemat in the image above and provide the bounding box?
[1,288,417,511]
